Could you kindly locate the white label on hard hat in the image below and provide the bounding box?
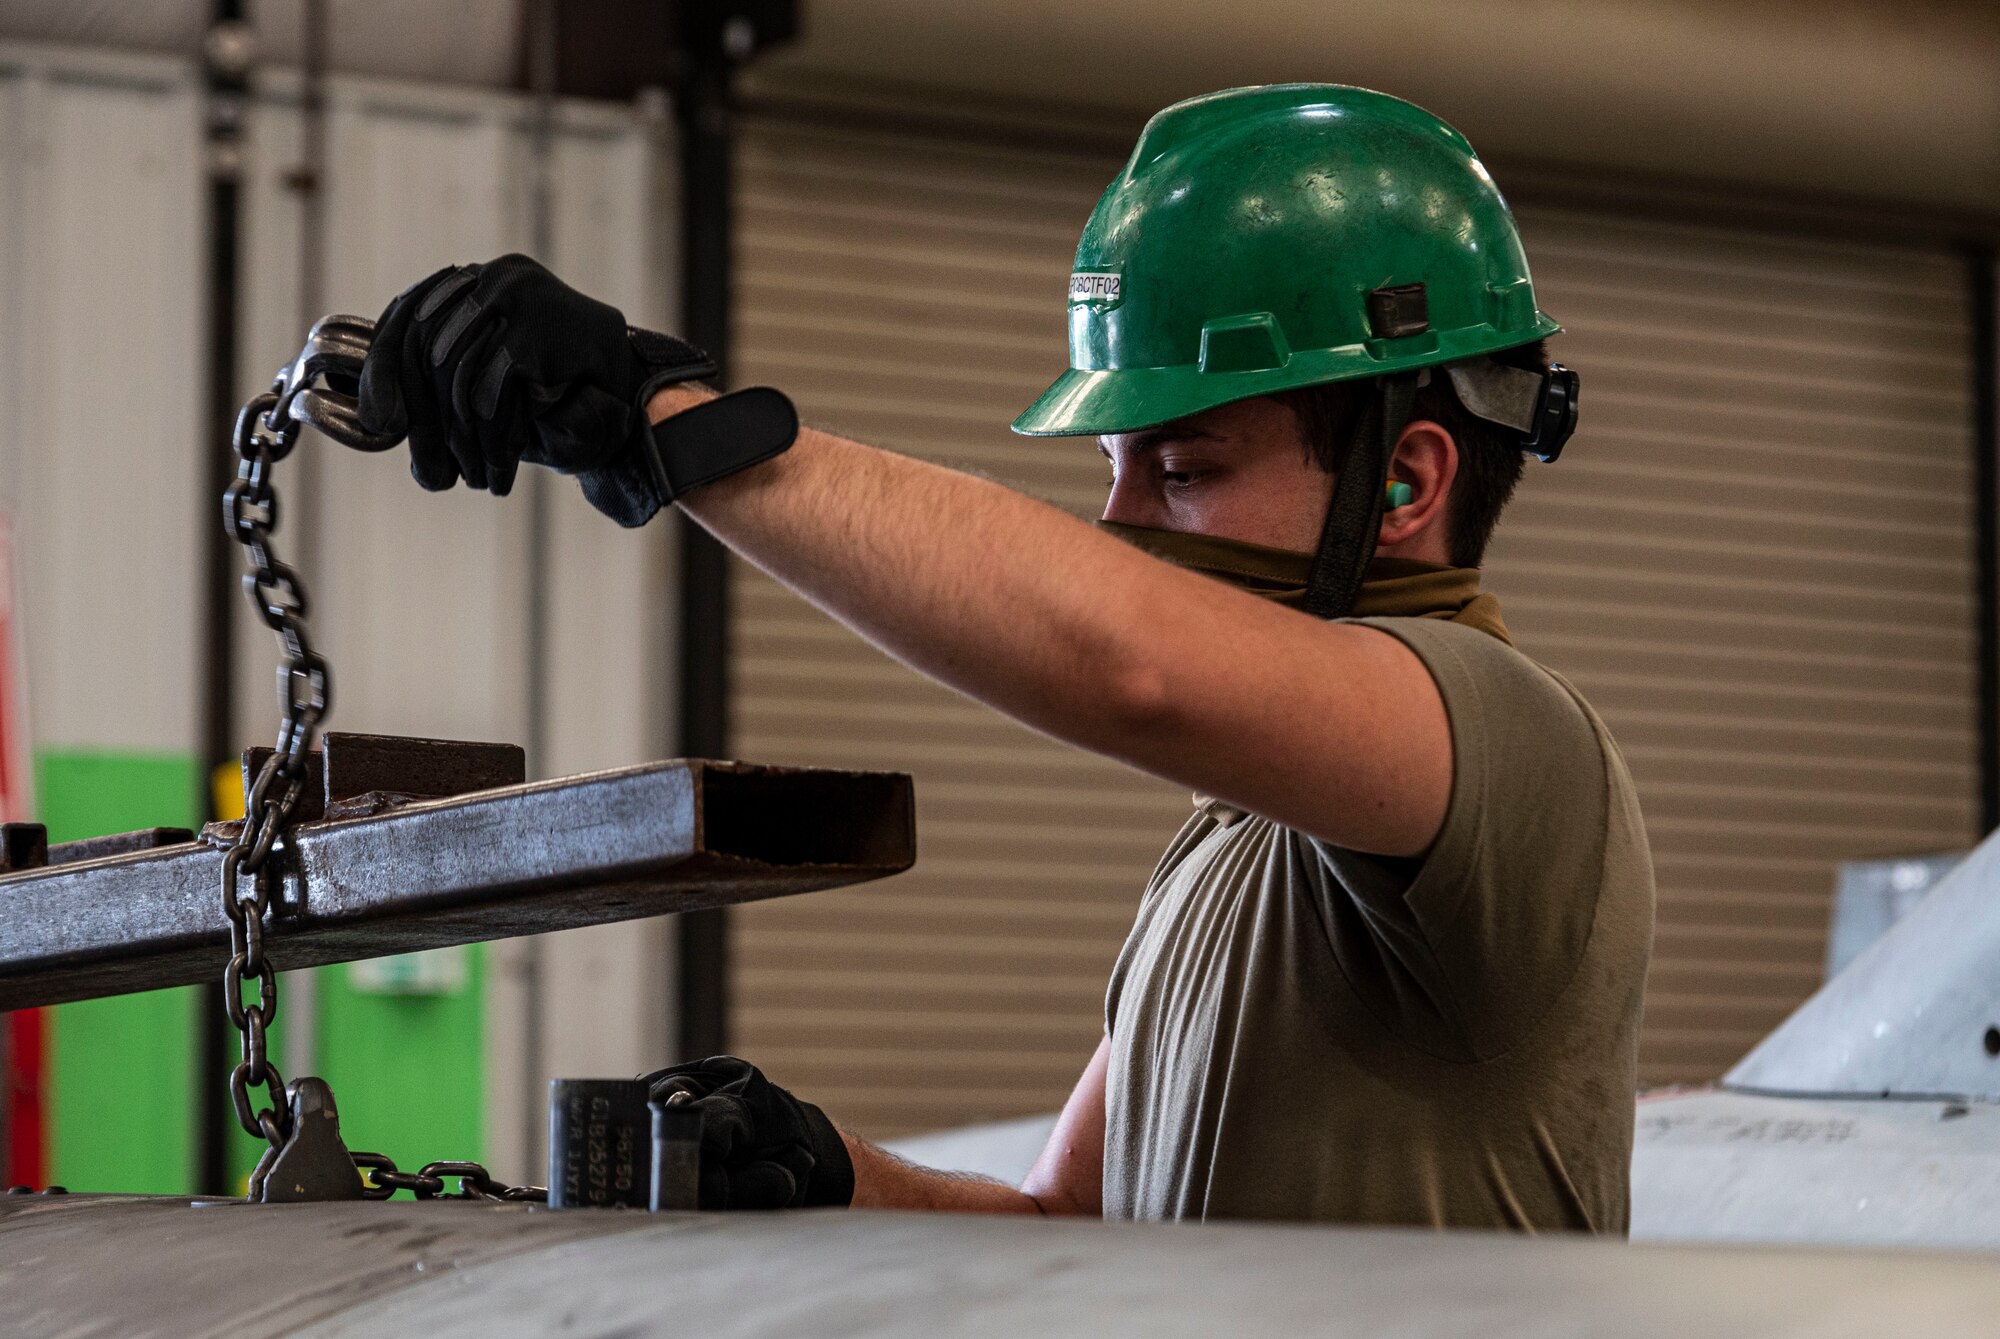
[1069,272,1121,303]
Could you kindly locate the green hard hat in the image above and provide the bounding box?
[1012,84,1560,438]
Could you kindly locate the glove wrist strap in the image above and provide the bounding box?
[799,1099,856,1208]
[640,387,801,504]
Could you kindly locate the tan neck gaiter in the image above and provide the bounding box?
[1097,520,1511,645]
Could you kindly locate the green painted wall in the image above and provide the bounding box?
[38,751,202,1194]
[317,950,486,1167]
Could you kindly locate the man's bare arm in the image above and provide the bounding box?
[659,389,1451,857]
[845,1039,1108,1216]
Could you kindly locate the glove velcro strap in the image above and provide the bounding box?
[629,326,718,394]
[640,387,800,504]
[797,1098,855,1208]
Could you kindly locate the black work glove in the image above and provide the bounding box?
[642,1056,855,1211]
[356,254,716,527]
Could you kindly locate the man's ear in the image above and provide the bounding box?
[1379,420,1456,552]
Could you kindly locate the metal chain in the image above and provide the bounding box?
[219,375,332,1150]
[351,1152,548,1203]
[219,317,547,1204]
[219,315,395,1152]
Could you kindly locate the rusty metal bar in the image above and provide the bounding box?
[47,829,197,867]
[0,759,912,1011]
[241,732,528,825]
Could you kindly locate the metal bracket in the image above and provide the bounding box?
[250,1077,364,1204]
[238,731,528,827]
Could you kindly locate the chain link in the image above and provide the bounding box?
[351,1152,548,1203]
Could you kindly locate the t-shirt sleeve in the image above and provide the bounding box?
[1314,617,1611,1062]
[1105,808,1223,1038]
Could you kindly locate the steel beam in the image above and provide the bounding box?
[0,759,912,1011]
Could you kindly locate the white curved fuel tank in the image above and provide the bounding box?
[5,1193,2000,1338]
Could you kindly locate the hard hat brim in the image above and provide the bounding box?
[1011,365,1293,437]
[1011,315,1560,438]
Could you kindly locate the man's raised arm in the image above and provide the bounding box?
[656,383,1450,859]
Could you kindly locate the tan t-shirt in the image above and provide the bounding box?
[1103,616,1654,1231]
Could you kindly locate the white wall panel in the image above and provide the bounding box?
[235,90,675,766]
[310,105,529,746]
[540,114,676,785]
[0,60,202,755]
[233,94,531,751]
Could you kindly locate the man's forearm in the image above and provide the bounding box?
[651,387,1451,858]
[662,391,1190,771]
[841,1131,1087,1215]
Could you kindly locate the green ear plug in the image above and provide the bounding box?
[1385,481,1414,509]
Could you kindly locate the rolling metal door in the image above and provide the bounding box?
[1494,207,1979,1079]
[728,109,1980,1135]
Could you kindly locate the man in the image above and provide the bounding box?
[356,84,1653,1231]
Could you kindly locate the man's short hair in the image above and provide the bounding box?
[1273,339,1550,568]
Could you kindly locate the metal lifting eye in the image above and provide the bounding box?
[270,314,404,454]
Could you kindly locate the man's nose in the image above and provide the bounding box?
[1101,471,1164,527]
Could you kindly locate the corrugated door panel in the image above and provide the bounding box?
[729,119,1181,1137]
[1501,206,1978,1080]
[729,111,1980,1136]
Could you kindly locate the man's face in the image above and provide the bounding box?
[1098,397,1334,552]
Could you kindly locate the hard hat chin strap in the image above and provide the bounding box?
[1301,372,1420,621]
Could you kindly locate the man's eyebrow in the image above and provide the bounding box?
[1101,422,1218,455]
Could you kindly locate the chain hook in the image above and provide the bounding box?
[272,315,402,453]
